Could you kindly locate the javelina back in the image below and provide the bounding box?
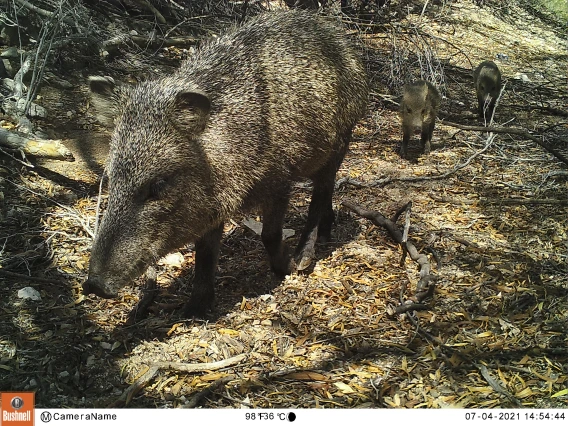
[399,80,440,159]
[474,60,501,122]
[83,11,368,317]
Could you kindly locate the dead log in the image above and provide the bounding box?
[0,128,74,161]
[341,200,435,310]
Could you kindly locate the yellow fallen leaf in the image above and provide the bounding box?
[284,372,327,381]
[167,323,183,336]
[217,328,239,336]
[551,389,568,398]
[201,372,228,381]
[334,382,355,394]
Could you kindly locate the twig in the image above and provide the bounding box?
[7,179,94,238]
[134,0,167,24]
[338,132,496,189]
[13,0,75,26]
[0,146,34,167]
[184,375,236,408]
[483,198,568,206]
[477,363,522,407]
[0,269,63,285]
[442,120,568,165]
[394,303,429,314]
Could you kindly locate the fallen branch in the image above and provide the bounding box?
[0,128,74,161]
[341,200,435,307]
[442,120,568,165]
[114,353,247,407]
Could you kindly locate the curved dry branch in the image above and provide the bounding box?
[115,353,247,407]
[341,199,435,310]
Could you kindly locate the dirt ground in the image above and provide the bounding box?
[1,1,567,409]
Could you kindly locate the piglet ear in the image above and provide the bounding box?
[88,76,130,128]
[173,90,211,135]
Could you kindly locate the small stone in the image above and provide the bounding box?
[17,287,41,301]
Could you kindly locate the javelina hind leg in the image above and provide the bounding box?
[183,224,224,317]
[318,134,349,242]
[295,159,339,271]
[262,188,293,277]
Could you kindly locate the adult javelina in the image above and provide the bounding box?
[83,11,368,317]
[474,60,501,122]
[399,80,440,159]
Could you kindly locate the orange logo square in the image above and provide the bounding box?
[0,392,34,426]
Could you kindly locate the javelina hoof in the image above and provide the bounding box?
[183,297,214,318]
[295,256,313,272]
[295,247,315,272]
[268,249,293,277]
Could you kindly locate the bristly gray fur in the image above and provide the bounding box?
[84,10,369,314]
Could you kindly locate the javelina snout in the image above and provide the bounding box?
[85,11,368,317]
[474,60,501,122]
[399,80,440,159]
[83,277,117,299]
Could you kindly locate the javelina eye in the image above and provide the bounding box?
[138,178,169,203]
[406,107,412,113]
[149,178,169,200]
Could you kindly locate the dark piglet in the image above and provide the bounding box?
[83,11,368,317]
[399,80,440,159]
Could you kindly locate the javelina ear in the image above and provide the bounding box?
[88,76,129,128]
[173,90,211,135]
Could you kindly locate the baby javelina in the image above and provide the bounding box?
[399,80,441,159]
[473,60,501,122]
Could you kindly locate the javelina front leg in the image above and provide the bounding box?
[401,126,411,159]
[262,189,292,277]
[420,120,435,155]
[478,95,487,120]
[183,224,224,317]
